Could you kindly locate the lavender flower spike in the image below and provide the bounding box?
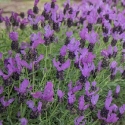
[60,45,67,56]
[9,32,18,42]
[66,31,73,38]
[0,96,14,107]
[14,79,29,94]
[114,85,120,98]
[27,100,42,114]
[116,85,120,94]
[57,90,65,101]
[42,81,54,102]
[19,118,28,125]
[74,116,85,125]
[110,61,117,69]
[78,95,89,111]
[26,100,35,111]
[68,91,76,105]
[53,58,71,71]
[91,94,99,106]
[34,0,39,6]
[105,96,113,109]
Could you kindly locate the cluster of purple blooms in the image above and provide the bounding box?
[0,0,125,124]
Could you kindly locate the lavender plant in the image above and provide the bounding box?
[0,0,125,124]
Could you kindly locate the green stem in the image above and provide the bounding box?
[32,63,35,92]
[20,103,23,117]
[45,46,48,70]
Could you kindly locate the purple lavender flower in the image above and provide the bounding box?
[98,92,119,124]
[20,60,31,70]
[118,104,125,118]
[27,9,35,17]
[53,58,70,71]
[115,85,120,94]
[85,81,90,92]
[9,32,18,42]
[101,50,109,58]
[33,0,39,14]
[111,33,121,46]
[31,91,42,99]
[26,100,42,118]
[9,12,19,27]
[78,95,89,111]
[68,81,73,91]
[91,94,99,107]
[19,118,28,125]
[91,81,97,90]
[79,63,91,78]
[44,25,55,45]
[14,79,30,103]
[68,91,76,105]
[4,17,11,29]
[87,31,98,52]
[74,116,86,125]
[15,54,23,73]
[110,61,117,79]
[28,15,40,25]
[50,1,58,11]
[105,96,113,109]
[28,15,42,30]
[63,0,70,14]
[60,45,67,56]
[30,32,45,48]
[114,85,120,98]
[44,25,54,38]
[110,61,117,70]
[42,81,54,102]
[66,31,73,38]
[67,38,80,53]
[79,49,95,64]
[57,90,65,102]
[0,96,14,107]
[14,79,29,94]
[32,81,54,102]
[20,18,28,30]
[0,56,23,80]
[106,113,119,123]
[44,3,51,14]
[87,31,98,44]
[84,81,99,103]
[9,32,19,51]
[87,9,97,24]
[34,0,39,6]
[85,52,96,63]
[72,84,83,93]
[51,12,61,32]
[107,45,113,58]
[107,90,112,97]
[79,28,88,48]
[119,105,125,116]
[21,54,44,70]
[98,110,119,123]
